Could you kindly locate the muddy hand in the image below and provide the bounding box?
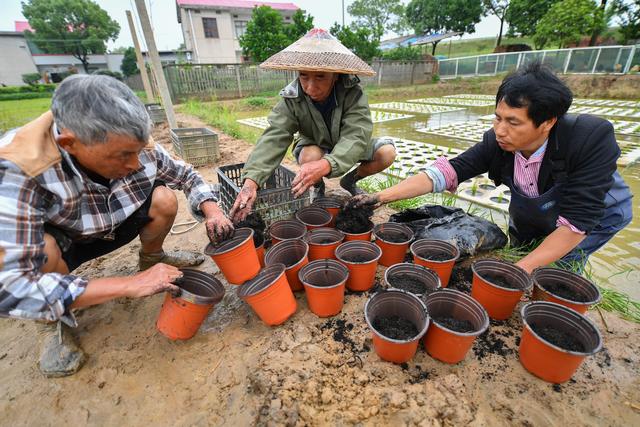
[291,159,331,198]
[129,263,182,298]
[347,193,382,210]
[205,213,235,245]
[229,179,258,223]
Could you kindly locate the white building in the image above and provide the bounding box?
[176,0,299,64]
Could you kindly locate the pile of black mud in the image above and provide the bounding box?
[336,205,374,234]
[235,212,266,246]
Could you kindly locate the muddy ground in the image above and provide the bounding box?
[1,115,639,426]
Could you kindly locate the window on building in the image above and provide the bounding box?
[202,17,219,38]
[234,20,248,38]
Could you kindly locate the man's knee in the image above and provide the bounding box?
[42,233,66,274]
[373,144,396,166]
[298,145,325,164]
[149,186,178,219]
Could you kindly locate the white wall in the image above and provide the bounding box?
[0,34,38,86]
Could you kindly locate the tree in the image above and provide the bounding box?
[405,0,483,55]
[239,6,290,62]
[347,0,407,42]
[534,0,601,48]
[380,45,424,60]
[22,0,120,73]
[121,47,138,77]
[329,23,381,61]
[612,0,640,44]
[505,0,560,37]
[482,1,510,47]
[283,9,314,43]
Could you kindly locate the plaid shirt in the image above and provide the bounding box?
[0,125,218,326]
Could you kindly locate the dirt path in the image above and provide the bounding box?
[1,116,639,426]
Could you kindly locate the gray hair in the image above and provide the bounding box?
[51,74,151,145]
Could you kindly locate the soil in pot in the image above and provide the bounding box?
[387,274,428,294]
[480,272,520,289]
[236,212,266,246]
[336,205,374,234]
[316,238,336,244]
[432,316,475,333]
[416,251,451,261]
[376,231,408,243]
[530,322,586,352]
[541,281,590,302]
[373,315,419,340]
[342,254,371,263]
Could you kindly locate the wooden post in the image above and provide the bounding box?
[134,0,177,128]
[126,10,154,103]
[235,65,243,98]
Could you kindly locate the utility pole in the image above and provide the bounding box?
[126,10,154,104]
[342,0,345,27]
[134,0,177,128]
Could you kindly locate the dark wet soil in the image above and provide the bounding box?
[387,274,428,294]
[341,254,372,263]
[448,264,473,294]
[530,323,586,352]
[282,259,298,267]
[235,212,266,246]
[373,315,419,340]
[541,281,590,302]
[480,272,520,289]
[432,315,475,333]
[320,318,368,354]
[314,238,337,244]
[336,205,374,234]
[376,231,409,243]
[416,251,452,261]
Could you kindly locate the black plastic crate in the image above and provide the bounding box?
[216,163,310,226]
[171,127,220,167]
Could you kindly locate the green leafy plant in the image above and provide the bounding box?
[21,73,42,85]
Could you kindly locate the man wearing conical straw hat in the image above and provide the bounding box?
[229,28,396,222]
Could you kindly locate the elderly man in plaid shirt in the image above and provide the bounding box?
[0,75,233,377]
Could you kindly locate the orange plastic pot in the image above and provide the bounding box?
[519,301,602,383]
[295,206,332,230]
[268,219,307,245]
[339,221,374,242]
[237,263,297,326]
[471,259,532,320]
[365,289,430,364]
[335,241,382,292]
[411,239,460,287]
[312,197,342,227]
[254,233,265,267]
[304,227,345,261]
[156,269,225,340]
[423,289,489,363]
[373,223,414,267]
[384,263,441,298]
[204,228,260,285]
[532,267,601,314]
[298,259,348,317]
[264,240,309,292]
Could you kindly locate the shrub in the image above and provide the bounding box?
[92,69,124,81]
[0,92,53,101]
[244,96,270,107]
[0,84,56,95]
[22,73,42,85]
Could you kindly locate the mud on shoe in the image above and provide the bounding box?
[139,250,205,271]
[38,322,86,378]
[339,169,364,196]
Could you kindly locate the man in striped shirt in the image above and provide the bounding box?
[0,75,233,376]
[350,62,633,273]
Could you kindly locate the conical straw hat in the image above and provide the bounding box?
[260,28,376,76]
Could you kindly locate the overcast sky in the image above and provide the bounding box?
[1,0,504,51]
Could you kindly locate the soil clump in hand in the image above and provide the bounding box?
[541,281,590,302]
[387,274,428,294]
[236,212,266,246]
[432,315,475,333]
[530,323,586,352]
[336,205,374,234]
[372,315,419,340]
[480,273,520,289]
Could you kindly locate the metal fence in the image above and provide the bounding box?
[125,60,437,103]
[439,45,639,79]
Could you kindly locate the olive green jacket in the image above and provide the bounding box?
[242,74,373,186]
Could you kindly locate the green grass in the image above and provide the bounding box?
[0,97,52,134]
[434,36,544,59]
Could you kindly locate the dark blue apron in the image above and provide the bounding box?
[506,115,633,250]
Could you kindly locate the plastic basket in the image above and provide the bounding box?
[216,163,310,227]
[145,103,166,125]
[170,127,220,167]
